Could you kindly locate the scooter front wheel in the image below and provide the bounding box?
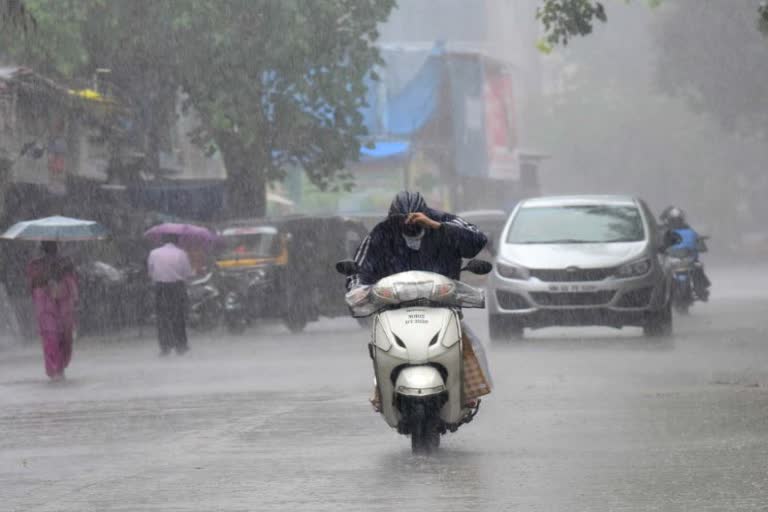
[409,402,440,455]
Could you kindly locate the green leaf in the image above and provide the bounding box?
[536,38,554,54]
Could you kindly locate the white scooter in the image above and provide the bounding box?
[336,259,492,454]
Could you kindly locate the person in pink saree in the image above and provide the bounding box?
[26,242,79,381]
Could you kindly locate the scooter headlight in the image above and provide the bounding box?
[616,258,651,278]
[392,280,435,302]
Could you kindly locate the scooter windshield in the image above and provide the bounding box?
[345,271,485,317]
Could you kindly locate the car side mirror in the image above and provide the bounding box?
[335,259,358,276]
[463,259,492,275]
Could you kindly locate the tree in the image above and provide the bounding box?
[530,0,768,242]
[654,0,768,141]
[171,0,394,216]
[1,0,35,32]
[761,0,768,34]
[535,0,606,51]
[536,0,764,51]
[1,0,188,181]
[650,1,768,235]
[2,0,395,217]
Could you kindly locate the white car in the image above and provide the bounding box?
[487,195,674,339]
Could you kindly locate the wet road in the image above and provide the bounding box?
[2,266,768,511]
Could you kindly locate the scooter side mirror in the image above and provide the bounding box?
[335,259,359,276]
[463,259,493,275]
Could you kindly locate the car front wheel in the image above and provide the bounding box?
[643,304,673,337]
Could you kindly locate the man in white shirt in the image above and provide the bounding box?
[147,234,194,355]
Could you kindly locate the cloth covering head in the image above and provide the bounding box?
[389,191,428,238]
[388,191,428,217]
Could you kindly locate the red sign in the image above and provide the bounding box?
[484,67,519,180]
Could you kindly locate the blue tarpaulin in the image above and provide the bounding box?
[357,49,444,161]
[384,56,441,137]
[360,140,411,161]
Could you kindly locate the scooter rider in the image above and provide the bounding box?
[348,191,492,410]
[660,206,711,301]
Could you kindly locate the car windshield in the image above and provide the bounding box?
[346,271,485,317]
[506,205,646,244]
[220,233,279,259]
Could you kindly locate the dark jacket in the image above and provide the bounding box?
[347,208,487,289]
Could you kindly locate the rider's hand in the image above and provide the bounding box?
[406,212,441,230]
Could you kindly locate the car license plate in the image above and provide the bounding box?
[548,284,598,292]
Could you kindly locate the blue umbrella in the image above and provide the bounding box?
[1,216,109,242]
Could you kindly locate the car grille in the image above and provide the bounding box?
[616,287,653,308]
[496,291,531,310]
[530,290,616,306]
[529,268,614,282]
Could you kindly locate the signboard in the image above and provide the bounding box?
[448,57,488,178]
[448,55,520,181]
[484,67,519,181]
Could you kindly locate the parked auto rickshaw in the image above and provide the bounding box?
[214,215,367,333]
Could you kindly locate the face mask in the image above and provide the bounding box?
[402,228,425,251]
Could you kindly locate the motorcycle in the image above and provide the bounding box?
[187,272,222,332]
[77,261,125,335]
[218,267,269,334]
[667,248,697,314]
[336,259,492,454]
[666,235,709,315]
[78,261,154,332]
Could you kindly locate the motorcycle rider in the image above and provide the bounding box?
[660,206,711,301]
[348,191,491,410]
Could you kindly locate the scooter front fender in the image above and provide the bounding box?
[394,366,446,397]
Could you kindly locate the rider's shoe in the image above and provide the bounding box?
[370,387,381,413]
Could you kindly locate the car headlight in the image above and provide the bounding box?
[496,261,530,280]
[616,258,651,278]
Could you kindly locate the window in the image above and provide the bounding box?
[507,205,645,244]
